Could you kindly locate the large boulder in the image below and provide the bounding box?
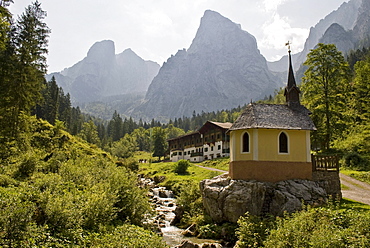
[200,174,327,223]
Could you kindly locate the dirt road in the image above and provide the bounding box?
[340,173,370,205]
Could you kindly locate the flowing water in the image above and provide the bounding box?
[140,177,224,247]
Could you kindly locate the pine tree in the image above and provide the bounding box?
[152,127,167,161]
[0,1,50,138]
[108,111,123,141]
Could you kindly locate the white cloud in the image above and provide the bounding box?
[261,14,309,53]
[262,0,290,12]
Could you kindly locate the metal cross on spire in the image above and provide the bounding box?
[285,41,291,53]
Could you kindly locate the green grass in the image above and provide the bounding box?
[340,198,370,211]
[341,169,370,184]
[198,157,230,171]
[138,158,224,195]
[341,184,350,190]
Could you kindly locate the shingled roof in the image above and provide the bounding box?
[229,103,316,131]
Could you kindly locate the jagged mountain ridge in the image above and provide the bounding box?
[46,40,160,103]
[134,10,280,121]
[268,0,361,72]
[312,0,370,62]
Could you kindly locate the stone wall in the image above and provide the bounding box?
[312,171,342,199]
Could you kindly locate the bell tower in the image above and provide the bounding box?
[284,42,301,107]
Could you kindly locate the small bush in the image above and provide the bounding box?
[14,153,38,179]
[343,152,369,171]
[0,175,18,187]
[174,160,190,175]
[235,213,275,248]
[198,222,237,242]
[116,157,139,171]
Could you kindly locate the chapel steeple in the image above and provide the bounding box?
[284,42,301,107]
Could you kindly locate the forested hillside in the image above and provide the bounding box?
[0,2,166,246]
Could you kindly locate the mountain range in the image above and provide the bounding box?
[47,0,370,121]
[46,40,160,103]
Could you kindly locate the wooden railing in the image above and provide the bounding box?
[312,154,339,172]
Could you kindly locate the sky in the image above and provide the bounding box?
[9,0,347,73]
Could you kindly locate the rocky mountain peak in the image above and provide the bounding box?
[319,23,354,53]
[136,10,278,121]
[46,40,159,103]
[189,10,256,55]
[86,40,115,63]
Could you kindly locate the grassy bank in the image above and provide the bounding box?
[341,169,370,184]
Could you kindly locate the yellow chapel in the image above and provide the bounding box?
[228,49,317,182]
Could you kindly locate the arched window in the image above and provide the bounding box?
[279,132,288,153]
[242,132,249,153]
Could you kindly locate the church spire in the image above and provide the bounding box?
[284,42,300,107]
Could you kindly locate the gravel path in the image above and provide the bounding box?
[340,173,370,205]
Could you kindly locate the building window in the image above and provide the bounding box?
[242,132,250,153]
[211,146,214,151]
[218,145,221,150]
[179,152,182,155]
[205,148,208,152]
[279,132,288,153]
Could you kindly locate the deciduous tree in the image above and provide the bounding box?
[301,43,350,151]
[352,57,370,123]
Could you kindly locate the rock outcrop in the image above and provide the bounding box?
[200,174,327,223]
[136,10,279,120]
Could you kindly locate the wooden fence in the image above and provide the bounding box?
[311,154,339,172]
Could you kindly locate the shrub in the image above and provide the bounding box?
[263,207,370,248]
[0,187,36,247]
[174,159,190,175]
[14,152,38,179]
[235,213,275,248]
[87,224,167,247]
[0,174,18,187]
[198,222,237,242]
[343,152,369,171]
[116,157,139,171]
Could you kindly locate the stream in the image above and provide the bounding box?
[139,176,224,247]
